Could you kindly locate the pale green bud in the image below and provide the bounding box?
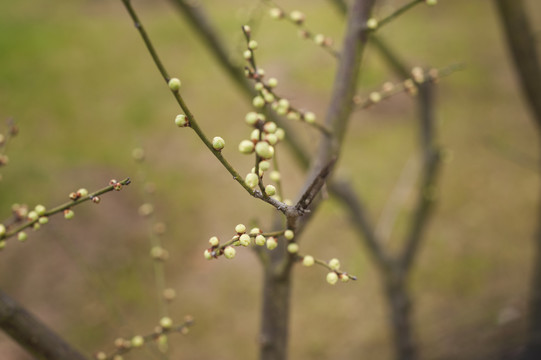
[18,232,28,242]
[326,272,339,285]
[426,0,437,5]
[278,98,290,110]
[369,92,382,103]
[263,121,277,134]
[77,188,89,197]
[204,249,213,260]
[265,185,276,196]
[289,10,305,24]
[329,258,341,270]
[265,134,278,145]
[0,224,6,237]
[248,40,258,50]
[0,240,5,250]
[168,78,181,91]
[275,128,285,141]
[27,211,39,221]
[269,8,283,19]
[314,34,325,46]
[340,274,350,282]
[302,255,315,267]
[209,236,220,247]
[245,112,259,125]
[254,82,264,91]
[131,335,145,347]
[212,136,225,151]
[64,209,74,219]
[255,141,274,159]
[175,114,188,127]
[250,129,261,141]
[224,246,236,259]
[243,50,252,60]
[255,234,266,246]
[238,140,255,154]
[259,160,271,171]
[235,224,246,233]
[304,112,316,124]
[263,92,275,103]
[366,18,378,30]
[266,237,278,250]
[160,316,173,329]
[268,77,278,87]
[270,170,281,182]
[245,173,259,189]
[287,243,299,253]
[287,111,300,121]
[284,229,294,240]
[239,234,251,246]
[38,216,49,225]
[253,96,265,108]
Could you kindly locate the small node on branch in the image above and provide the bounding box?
[168,78,181,92]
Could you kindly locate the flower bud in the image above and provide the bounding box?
[263,121,277,134]
[287,243,299,253]
[314,34,325,46]
[265,185,276,196]
[266,237,278,250]
[160,316,173,329]
[245,112,259,125]
[209,236,220,247]
[18,231,28,242]
[268,78,278,87]
[328,258,341,270]
[175,114,189,127]
[245,173,259,189]
[0,224,6,237]
[64,209,75,220]
[270,170,281,182]
[204,249,213,260]
[366,18,378,30]
[243,50,252,60]
[255,141,274,159]
[77,188,89,198]
[369,92,382,103]
[289,10,305,24]
[269,8,283,19]
[340,273,351,282]
[235,224,246,233]
[284,229,294,240]
[224,246,236,259]
[248,40,258,50]
[38,216,49,225]
[259,160,271,171]
[302,255,315,267]
[255,234,266,246]
[168,78,181,91]
[131,335,144,348]
[426,0,437,5]
[238,140,255,154]
[304,112,316,124]
[239,234,251,246]
[212,136,225,151]
[326,272,339,285]
[252,96,265,108]
[27,211,39,221]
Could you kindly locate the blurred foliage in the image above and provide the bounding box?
[0,0,540,359]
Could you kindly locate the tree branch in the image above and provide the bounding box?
[0,289,88,360]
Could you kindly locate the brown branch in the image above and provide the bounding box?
[0,289,88,360]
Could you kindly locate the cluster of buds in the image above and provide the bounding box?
[268,8,338,57]
[299,254,357,285]
[94,315,194,360]
[354,66,442,109]
[204,224,295,260]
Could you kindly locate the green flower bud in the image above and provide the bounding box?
[326,272,339,285]
[314,34,325,46]
[245,173,259,189]
[263,121,277,134]
[340,274,350,282]
[366,18,378,30]
[287,111,300,121]
[248,40,258,50]
[265,134,278,145]
[246,228,258,236]
[278,98,290,110]
[302,255,315,267]
[257,68,265,77]
[369,92,381,103]
[0,240,6,250]
[243,50,252,60]
[275,128,285,141]
[255,234,266,246]
[253,96,265,108]
[251,167,264,177]
[304,112,316,124]
[265,185,276,196]
[254,82,264,91]
[34,205,46,215]
[27,211,38,221]
[266,237,278,250]
[212,136,225,151]
[289,10,305,24]
[269,8,283,19]
[175,114,188,127]
[160,316,173,329]
[64,209,74,219]
[255,141,274,159]
[239,233,251,246]
[235,224,246,234]
[270,170,281,182]
[238,140,255,154]
[263,92,275,103]
[38,216,49,225]
[250,129,261,141]
[287,243,299,253]
[259,160,271,171]
[131,335,145,348]
[204,249,213,260]
[77,188,89,197]
[0,224,6,237]
[18,231,27,242]
[209,236,220,247]
[224,246,236,259]
[328,258,341,270]
[268,77,278,87]
[426,0,437,5]
[245,112,259,125]
[284,229,294,240]
[168,78,182,91]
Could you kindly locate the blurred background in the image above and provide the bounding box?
[0,0,540,359]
